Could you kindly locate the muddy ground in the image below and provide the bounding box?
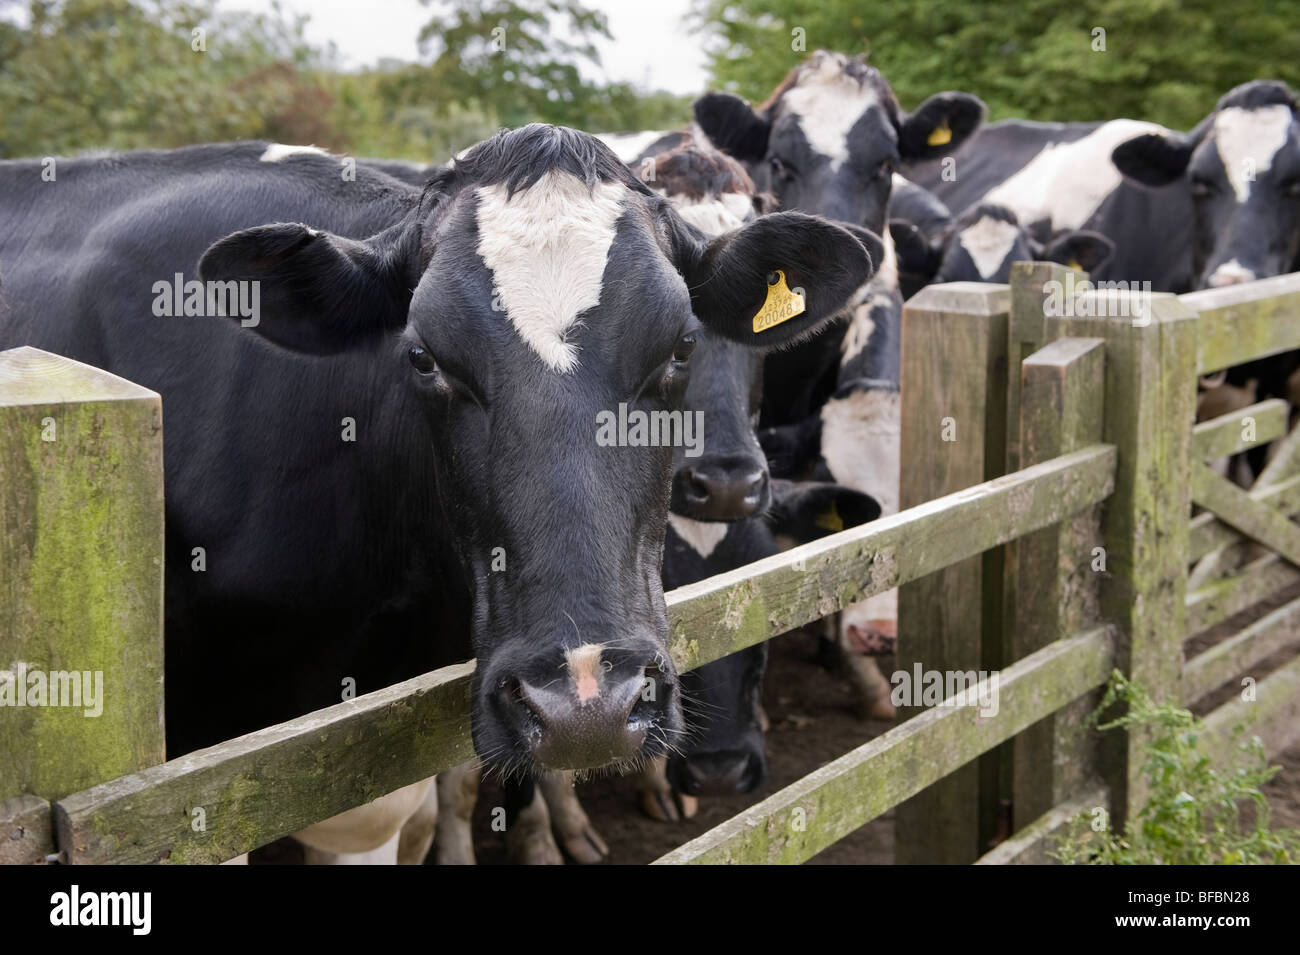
[253,581,1300,865]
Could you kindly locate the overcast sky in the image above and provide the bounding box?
[219,0,712,94]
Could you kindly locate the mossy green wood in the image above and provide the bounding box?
[1183,594,1300,703]
[974,781,1109,865]
[1189,418,1300,589]
[897,281,1009,864]
[0,793,53,864]
[1191,464,1300,566]
[1199,653,1300,765]
[1187,552,1300,634]
[1190,399,1287,460]
[1045,293,1198,821]
[1184,273,1300,374]
[652,627,1114,865]
[1002,263,1088,833]
[0,347,164,804]
[1011,336,1107,829]
[52,446,1115,863]
[1188,473,1300,561]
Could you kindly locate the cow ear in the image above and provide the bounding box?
[198,221,417,355]
[694,92,772,163]
[1043,230,1116,272]
[683,212,880,347]
[898,92,986,161]
[889,219,940,282]
[1112,132,1194,187]
[767,479,881,544]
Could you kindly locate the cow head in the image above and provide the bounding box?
[198,124,881,775]
[694,51,985,235]
[1113,80,1300,288]
[890,203,1115,293]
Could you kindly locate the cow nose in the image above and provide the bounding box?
[677,462,769,521]
[675,750,765,796]
[512,665,664,771]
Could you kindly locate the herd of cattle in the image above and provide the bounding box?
[2,49,1298,864]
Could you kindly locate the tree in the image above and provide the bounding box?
[692,0,1300,131]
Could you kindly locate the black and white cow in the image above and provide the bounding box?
[890,201,1115,298]
[903,115,1200,291]
[1111,80,1300,290]
[0,127,881,858]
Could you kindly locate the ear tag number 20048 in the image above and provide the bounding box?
[752,270,806,334]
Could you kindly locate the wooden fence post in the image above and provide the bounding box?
[1038,284,1198,821]
[896,282,1010,864]
[1011,334,1107,828]
[0,347,165,861]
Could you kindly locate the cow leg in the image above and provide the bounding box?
[396,774,440,865]
[434,758,480,865]
[503,775,564,865]
[293,777,434,863]
[538,770,610,863]
[637,756,698,822]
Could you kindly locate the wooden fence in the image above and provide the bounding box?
[4,265,1300,865]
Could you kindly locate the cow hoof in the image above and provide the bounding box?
[858,696,896,721]
[677,793,699,819]
[507,831,565,866]
[559,823,609,864]
[639,786,681,822]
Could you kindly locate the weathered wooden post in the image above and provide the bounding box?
[0,346,165,863]
[896,282,1010,864]
[1034,275,1198,821]
[1010,330,1108,829]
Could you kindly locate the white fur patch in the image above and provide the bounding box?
[782,59,879,171]
[958,216,1021,280]
[666,513,731,559]
[819,388,900,514]
[294,777,435,856]
[840,305,876,366]
[984,119,1165,230]
[672,194,750,236]
[476,170,627,372]
[596,130,670,163]
[1214,105,1294,202]
[566,643,605,702]
[260,143,330,162]
[1207,258,1257,286]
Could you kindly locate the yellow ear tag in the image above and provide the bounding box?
[752,270,806,333]
[927,120,952,147]
[1067,259,1083,270]
[814,501,844,534]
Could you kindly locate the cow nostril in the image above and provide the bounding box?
[682,468,711,504]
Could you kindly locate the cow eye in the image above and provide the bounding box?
[1284,179,1300,198]
[672,333,697,363]
[769,156,793,180]
[875,158,895,180]
[1191,177,1215,198]
[408,346,437,375]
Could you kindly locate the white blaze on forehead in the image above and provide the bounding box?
[670,192,752,236]
[958,216,1021,280]
[476,170,627,373]
[782,64,879,171]
[666,512,730,559]
[566,643,605,702]
[260,143,330,162]
[984,119,1165,230]
[1215,105,1294,202]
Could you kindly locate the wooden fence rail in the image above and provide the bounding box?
[6,265,1300,865]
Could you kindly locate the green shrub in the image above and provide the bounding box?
[1052,670,1300,864]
